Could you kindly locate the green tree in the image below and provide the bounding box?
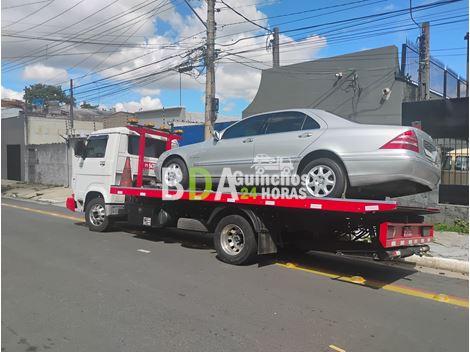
[23,83,74,105]
[80,101,98,109]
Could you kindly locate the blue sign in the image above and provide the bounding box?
[32,98,45,106]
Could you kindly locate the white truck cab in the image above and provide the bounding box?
[68,125,179,230]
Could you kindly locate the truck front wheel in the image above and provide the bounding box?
[214,215,257,265]
[85,197,113,232]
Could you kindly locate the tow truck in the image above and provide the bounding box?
[67,123,437,265]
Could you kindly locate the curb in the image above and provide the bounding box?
[400,255,469,274]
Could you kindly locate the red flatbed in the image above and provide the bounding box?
[110,185,438,215]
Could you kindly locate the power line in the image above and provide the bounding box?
[65,0,171,83]
[2,0,55,29]
[2,0,168,71]
[409,0,421,28]
[219,0,270,32]
[13,0,87,34]
[215,0,462,47]
[2,0,51,10]
[218,16,468,64]
[182,0,207,28]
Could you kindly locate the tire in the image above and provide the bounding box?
[85,197,113,232]
[162,157,189,189]
[300,157,346,198]
[213,215,258,265]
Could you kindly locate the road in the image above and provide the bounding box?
[2,198,468,352]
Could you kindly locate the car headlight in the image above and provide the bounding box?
[171,139,179,149]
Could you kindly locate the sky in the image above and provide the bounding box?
[1,0,468,117]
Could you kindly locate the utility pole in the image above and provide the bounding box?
[272,27,280,68]
[204,0,216,140]
[69,78,74,132]
[418,22,430,100]
[465,32,469,97]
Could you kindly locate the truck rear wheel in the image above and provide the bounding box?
[213,215,257,265]
[85,197,113,232]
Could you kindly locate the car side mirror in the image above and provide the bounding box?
[213,130,222,141]
[74,140,86,158]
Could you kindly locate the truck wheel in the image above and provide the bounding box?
[85,197,113,232]
[301,158,346,198]
[214,215,257,265]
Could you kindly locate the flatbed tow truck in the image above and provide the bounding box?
[67,124,438,265]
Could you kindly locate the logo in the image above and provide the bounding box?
[161,154,310,201]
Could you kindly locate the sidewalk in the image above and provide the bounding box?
[2,180,71,205]
[2,179,468,274]
[401,231,469,275]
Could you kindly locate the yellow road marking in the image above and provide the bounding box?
[2,203,83,222]
[329,345,346,352]
[277,262,469,308]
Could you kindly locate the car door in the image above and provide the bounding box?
[254,111,324,175]
[196,114,269,177]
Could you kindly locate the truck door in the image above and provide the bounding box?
[74,134,113,203]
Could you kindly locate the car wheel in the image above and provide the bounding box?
[85,197,113,232]
[301,158,346,198]
[162,157,189,189]
[214,215,258,265]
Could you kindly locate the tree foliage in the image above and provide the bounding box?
[23,84,74,105]
[80,101,98,109]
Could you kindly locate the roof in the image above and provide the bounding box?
[89,127,134,135]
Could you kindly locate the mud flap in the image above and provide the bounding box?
[258,230,278,255]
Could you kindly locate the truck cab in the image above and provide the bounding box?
[68,125,180,227]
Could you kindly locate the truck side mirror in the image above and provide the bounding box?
[74,140,86,158]
[213,130,222,141]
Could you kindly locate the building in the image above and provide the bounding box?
[243,45,467,123]
[102,111,136,128]
[104,107,238,128]
[103,106,240,145]
[1,106,104,185]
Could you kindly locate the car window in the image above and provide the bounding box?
[86,135,108,158]
[265,112,305,134]
[222,114,268,139]
[128,135,166,158]
[302,116,321,130]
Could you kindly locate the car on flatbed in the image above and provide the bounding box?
[156,109,441,199]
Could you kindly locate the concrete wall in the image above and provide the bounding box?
[424,204,469,225]
[103,112,134,128]
[27,116,103,144]
[1,115,26,180]
[243,46,406,125]
[27,143,70,186]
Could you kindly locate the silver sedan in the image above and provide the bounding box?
[156,109,441,199]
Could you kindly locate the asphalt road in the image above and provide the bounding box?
[2,198,469,352]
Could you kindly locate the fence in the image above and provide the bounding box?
[402,98,469,205]
[436,138,469,187]
[401,40,468,98]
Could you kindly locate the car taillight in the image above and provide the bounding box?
[380,130,419,153]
